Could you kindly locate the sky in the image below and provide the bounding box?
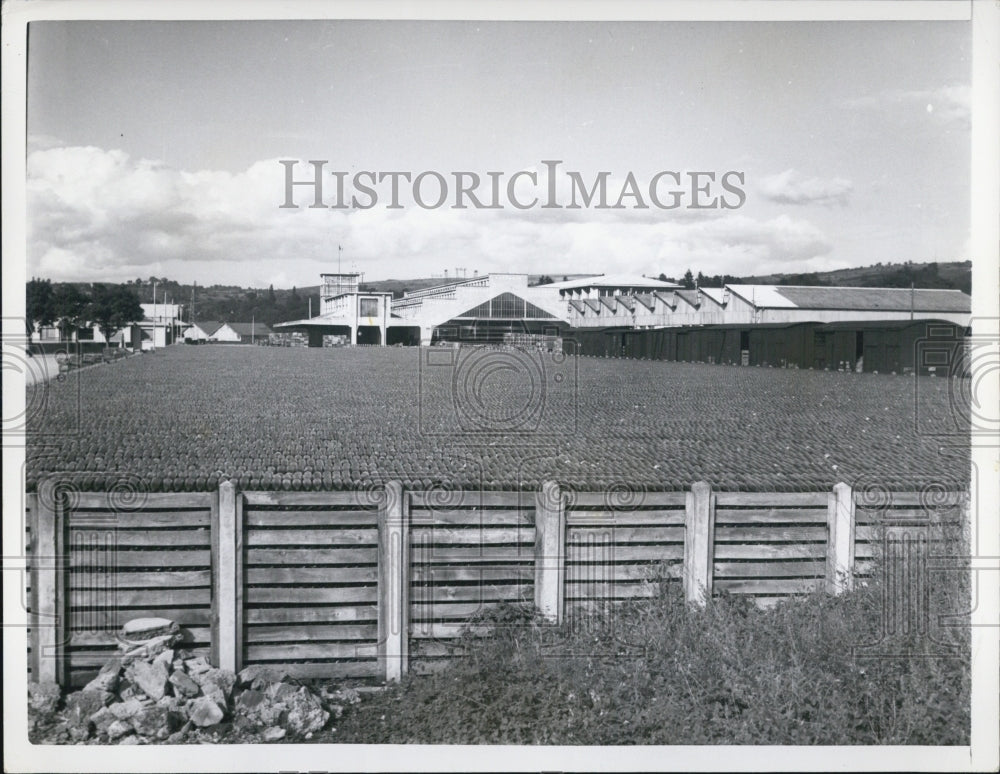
[25,19,971,288]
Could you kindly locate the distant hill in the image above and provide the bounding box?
[358,278,447,296]
[726,260,971,295]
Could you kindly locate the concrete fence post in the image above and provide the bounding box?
[378,481,409,681]
[684,481,715,606]
[534,480,566,624]
[212,480,244,673]
[35,479,69,685]
[826,482,856,595]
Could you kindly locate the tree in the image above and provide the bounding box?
[682,269,695,290]
[26,278,55,344]
[52,284,89,341]
[88,284,143,344]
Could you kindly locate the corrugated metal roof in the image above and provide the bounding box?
[699,288,728,306]
[653,291,677,308]
[225,322,273,335]
[634,294,657,311]
[675,290,701,309]
[726,284,970,312]
[726,285,799,308]
[773,286,970,312]
[547,273,681,290]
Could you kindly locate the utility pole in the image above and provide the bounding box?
[338,244,342,275]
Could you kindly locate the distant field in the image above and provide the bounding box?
[25,345,970,492]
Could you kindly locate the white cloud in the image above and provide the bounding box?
[758,169,853,207]
[844,83,971,128]
[27,144,836,286]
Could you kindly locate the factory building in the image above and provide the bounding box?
[274,270,971,374]
[570,318,970,375]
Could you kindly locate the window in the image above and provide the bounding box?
[359,297,379,317]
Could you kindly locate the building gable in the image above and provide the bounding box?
[454,292,556,320]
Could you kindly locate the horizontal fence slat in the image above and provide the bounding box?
[246,586,378,605]
[69,530,210,548]
[70,628,211,647]
[714,508,828,525]
[243,491,378,507]
[240,661,379,679]
[412,566,533,583]
[409,584,531,603]
[565,511,686,526]
[246,624,377,643]
[564,581,657,600]
[245,510,378,527]
[566,526,684,543]
[566,563,679,582]
[246,643,379,661]
[407,527,534,545]
[245,605,378,625]
[409,509,534,527]
[247,567,378,584]
[714,560,826,578]
[715,492,829,507]
[714,578,822,595]
[247,548,376,565]
[70,588,211,607]
[68,510,212,528]
[410,549,535,564]
[71,492,213,509]
[409,491,527,508]
[853,525,955,541]
[713,526,827,542]
[855,491,965,508]
[73,549,211,568]
[409,601,532,620]
[409,622,490,639]
[855,510,963,524]
[69,570,211,588]
[565,544,684,562]
[246,529,378,546]
[66,607,213,626]
[712,543,826,560]
[566,491,687,507]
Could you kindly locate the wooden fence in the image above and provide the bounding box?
[25,479,966,686]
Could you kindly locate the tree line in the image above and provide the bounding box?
[27,279,143,343]
[27,277,324,341]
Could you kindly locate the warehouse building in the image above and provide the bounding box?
[570,318,970,375]
[276,272,570,346]
[565,284,971,329]
[275,270,971,373]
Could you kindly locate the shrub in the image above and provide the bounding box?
[335,575,969,745]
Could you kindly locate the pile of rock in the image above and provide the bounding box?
[27,617,353,745]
